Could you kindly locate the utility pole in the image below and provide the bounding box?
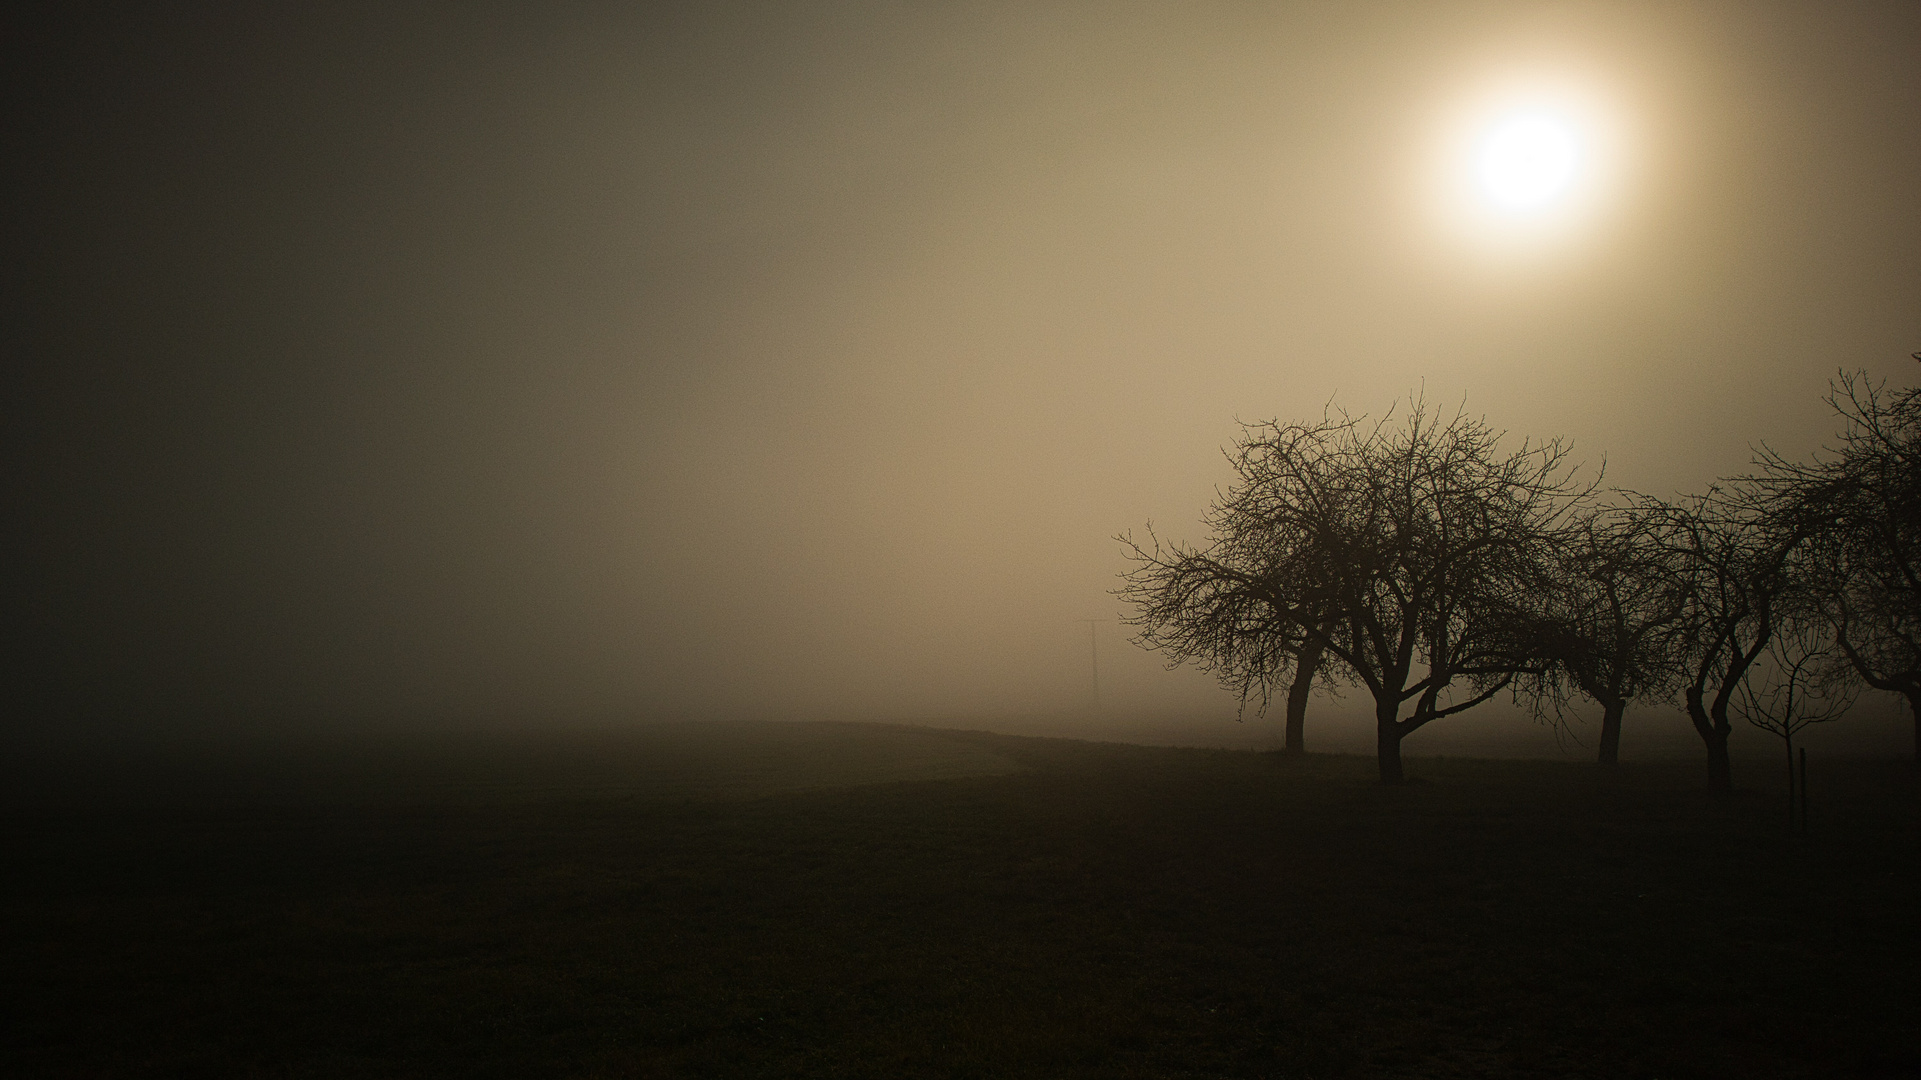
[1076,618,1105,715]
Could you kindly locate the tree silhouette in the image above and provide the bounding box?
[1520,503,1688,766]
[1123,398,1589,783]
[1762,368,1921,763]
[1119,419,1348,754]
[1641,482,1809,794]
[1733,616,1856,826]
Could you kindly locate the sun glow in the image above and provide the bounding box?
[1423,70,1627,251]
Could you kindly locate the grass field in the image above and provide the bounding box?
[6,721,1917,1078]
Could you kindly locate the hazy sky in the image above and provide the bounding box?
[6,1,1919,737]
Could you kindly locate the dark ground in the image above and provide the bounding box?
[5,721,1917,1078]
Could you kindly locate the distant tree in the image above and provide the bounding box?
[1641,483,1810,794]
[1123,398,1590,783]
[1519,504,1688,766]
[1759,368,1921,763]
[1733,616,1857,826]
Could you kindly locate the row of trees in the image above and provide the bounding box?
[1119,367,1920,789]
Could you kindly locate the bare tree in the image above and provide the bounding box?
[1119,419,1349,754]
[1520,503,1688,766]
[1123,398,1590,783]
[1733,616,1857,826]
[1641,483,1808,794]
[1760,367,1921,763]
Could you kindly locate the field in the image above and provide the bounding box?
[6,721,1917,1078]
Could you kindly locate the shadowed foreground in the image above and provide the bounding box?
[6,721,1916,1078]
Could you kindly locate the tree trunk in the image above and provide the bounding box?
[1685,689,1732,795]
[1705,726,1731,793]
[1597,698,1626,767]
[1376,700,1405,785]
[1282,637,1324,755]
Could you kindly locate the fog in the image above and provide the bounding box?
[6,2,1918,751]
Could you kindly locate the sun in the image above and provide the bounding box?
[1422,72,1625,250]
[1474,109,1582,213]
